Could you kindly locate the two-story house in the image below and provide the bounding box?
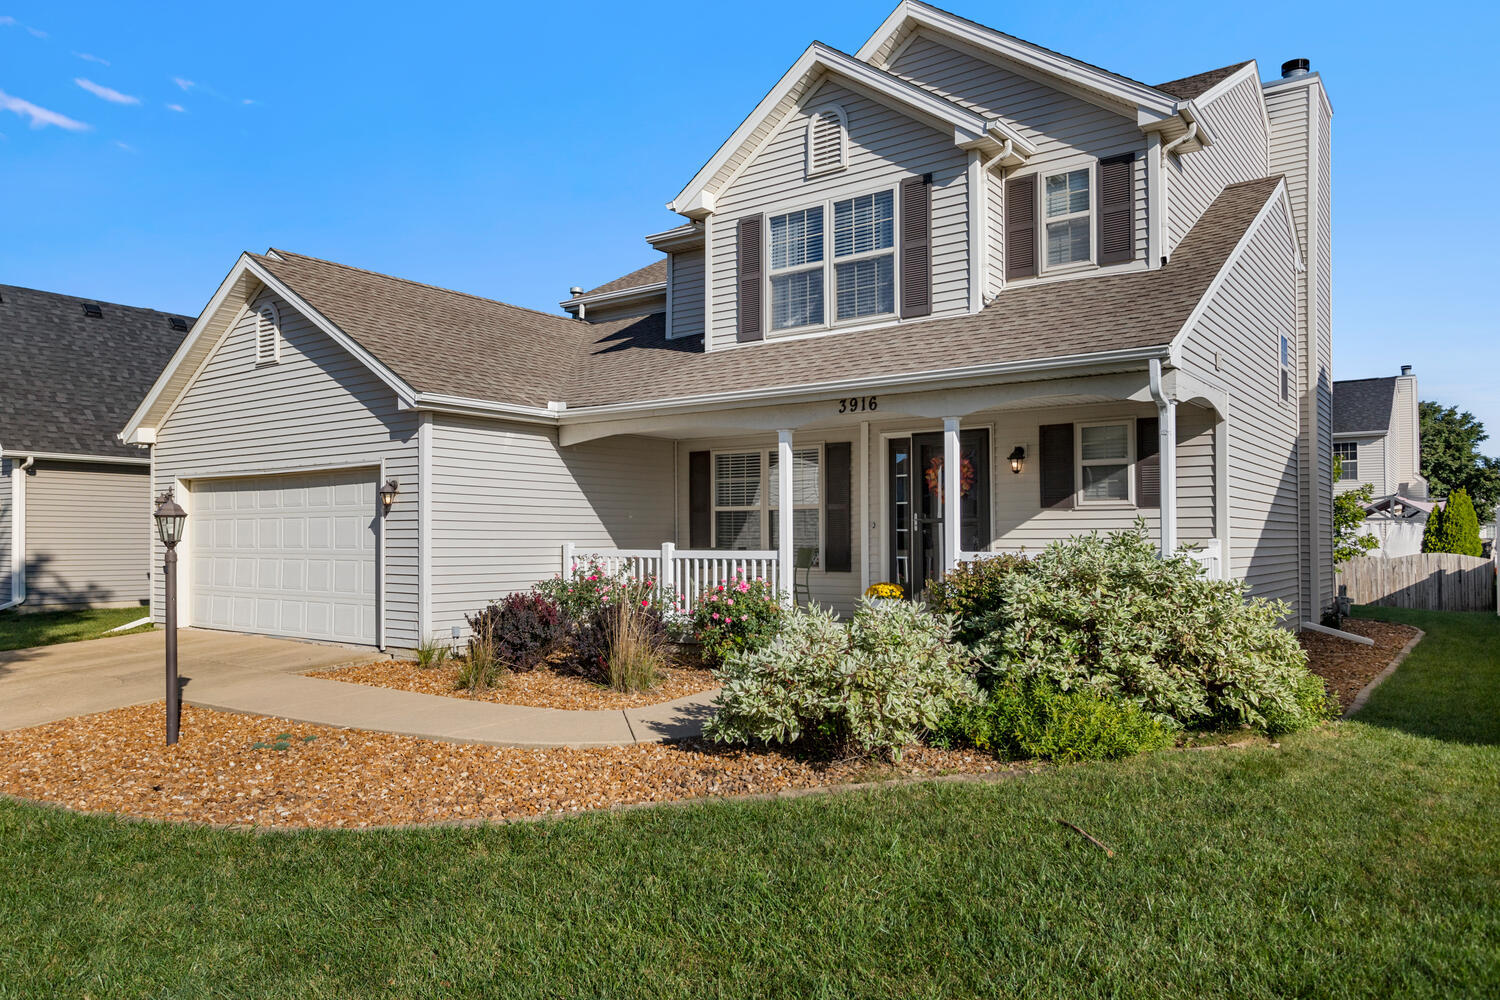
[1332,367,1430,555]
[120,1,1334,649]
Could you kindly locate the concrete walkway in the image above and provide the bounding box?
[1,627,716,747]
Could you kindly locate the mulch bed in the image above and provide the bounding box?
[0,704,1013,829]
[308,659,719,711]
[1299,617,1422,712]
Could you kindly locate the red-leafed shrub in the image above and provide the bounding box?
[466,592,567,672]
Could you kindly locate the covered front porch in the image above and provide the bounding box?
[555,362,1230,613]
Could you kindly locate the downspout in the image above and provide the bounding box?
[1148,361,1177,557]
[976,139,1014,305]
[1,454,34,611]
[1162,121,1199,158]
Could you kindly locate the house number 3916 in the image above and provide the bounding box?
[838,396,877,414]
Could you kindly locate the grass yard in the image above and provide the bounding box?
[1,609,1497,998]
[0,606,152,652]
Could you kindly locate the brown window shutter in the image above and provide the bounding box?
[1005,174,1038,279]
[689,450,711,548]
[737,216,763,342]
[823,441,852,573]
[1039,423,1075,510]
[899,174,932,318]
[1136,417,1160,508]
[1097,154,1135,265]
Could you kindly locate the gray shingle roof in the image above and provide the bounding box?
[583,259,667,297]
[1154,61,1253,100]
[0,284,190,459]
[243,177,1281,412]
[1333,377,1397,434]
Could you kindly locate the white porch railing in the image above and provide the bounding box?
[561,542,779,614]
[958,539,1225,580]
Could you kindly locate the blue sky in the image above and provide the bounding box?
[3,1,1495,454]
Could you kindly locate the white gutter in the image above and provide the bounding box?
[559,281,668,315]
[1148,359,1178,557]
[1,453,33,611]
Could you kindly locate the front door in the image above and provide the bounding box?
[887,430,990,597]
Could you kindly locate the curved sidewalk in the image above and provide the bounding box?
[186,672,717,748]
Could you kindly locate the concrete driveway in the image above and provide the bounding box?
[0,628,375,730]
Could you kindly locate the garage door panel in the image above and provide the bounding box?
[192,469,376,645]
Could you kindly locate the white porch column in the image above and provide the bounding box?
[943,417,961,573]
[1158,400,1178,557]
[776,428,794,602]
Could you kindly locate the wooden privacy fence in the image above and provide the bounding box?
[1337,553,1497,613]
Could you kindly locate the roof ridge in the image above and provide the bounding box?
[1153,59,1254,99]
[262,249,587,327]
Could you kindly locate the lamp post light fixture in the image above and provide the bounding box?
[153,489,188,746]
[1007,446,1026,475]
[379,478,400,514]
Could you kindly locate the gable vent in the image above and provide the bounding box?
[169,316,189,332]
[254,302,281,365]
[805,105,848,178]
[82,302,103,318]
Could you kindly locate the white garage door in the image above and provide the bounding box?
[190,469,377,644]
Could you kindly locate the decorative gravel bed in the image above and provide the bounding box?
[308,659,719,711]
[1300,617,1422,711]
[0,704,1015,829]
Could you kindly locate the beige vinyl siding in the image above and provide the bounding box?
[1314,97,1334,606]
[579,295,665,324]
[1334,436,1387,498]
[708,77,970,350]
[1177,200,1301,607]
[890,31,1149,271]
[669,249,706,340]
[985,169,1005,298]
[23,461,150,607]
[430,417,674,637]
[1392,376,1420,492]
[152,289,420,647]
[1166,74,1269,255]
[0,459,12,601]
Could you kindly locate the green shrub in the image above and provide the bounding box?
[931,678,1175,762]
[1423,488,1483,556]
[925,554,1031,646]
[465,592,566,672]
[535,558,660,624]
[455,635,502,694]
[1262,670,1340,736]
[974,524,1322,733]
[415,633,451,670]
[706,599,979,759]
[690,573,784,668]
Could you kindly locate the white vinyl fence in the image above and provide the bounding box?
[959,539,1226,579]
[561,542,779,614]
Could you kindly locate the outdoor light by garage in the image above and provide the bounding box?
[1008,446,1026,474]
[379,478,400,513]
[153,489,187,746]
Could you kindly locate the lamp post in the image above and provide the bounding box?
[153,489,188,746]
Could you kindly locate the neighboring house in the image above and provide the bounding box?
[1332,367,1429,556]
[1,285,190,610]
[121,1,1334,649]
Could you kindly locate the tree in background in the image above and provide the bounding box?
[1420,402,1500,516]
[1422,488,1483,556]
[1332,456,1379,564]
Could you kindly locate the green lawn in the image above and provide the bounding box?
[0,606,152,652]
[1,610,1497,998]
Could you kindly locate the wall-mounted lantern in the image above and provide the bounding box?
[379,479,400,513]
[1008,446,1026,475]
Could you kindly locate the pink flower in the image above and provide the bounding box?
[711,612,720,620]
[726,598,735,606]
[736,581,749,593]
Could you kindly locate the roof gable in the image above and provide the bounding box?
[1333,377,1397,434]
[1155,61,1254,101]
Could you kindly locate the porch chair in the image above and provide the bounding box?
[793,546,818,606]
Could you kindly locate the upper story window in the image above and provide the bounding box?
[1334,442,1358,481]
[769,187,897,333]
[1280,334,1292,401]
[805,105,848,178]
[1044,168,1092,268]
[254,302,281,365]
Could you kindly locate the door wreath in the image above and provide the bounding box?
[924,454,976,503]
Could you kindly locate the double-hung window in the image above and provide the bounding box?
[770,447,822,556]
[713,452,763,549]
[1044,168,1092,268]
[1334,443,1358,481]
[712,447,822,557]
[833,190,895,321]
[769,207,824,331]
[1078,422,1132,504]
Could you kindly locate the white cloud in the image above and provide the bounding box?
[172,77,195,91]
[25,25,45,38]
[74,51,111,66]
[113,140,135,152]
[0,16,16,26]
[0,89,90,130]
[165,102,186,113]
[75,78,141,105]
[241,98,254,105]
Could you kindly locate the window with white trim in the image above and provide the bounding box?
[1078,422,1132,504]
[254,302,281,365]
[1044,167,1092,268]
[769,207,825,331]
[1334,442,1358,481]
[1280,334,1292,402]
[805,105,847,177]
[833,190,895,321]
[711,447,822,557]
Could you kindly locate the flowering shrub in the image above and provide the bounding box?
[465,592,566,672]
[974,525,1332,733]
[706,598,980,759]
[864,582,904,599]
[924,554,1031,647]
[690,573,784,668]
[534,558,663,623]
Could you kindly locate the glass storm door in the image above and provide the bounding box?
[888,430,990,597]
